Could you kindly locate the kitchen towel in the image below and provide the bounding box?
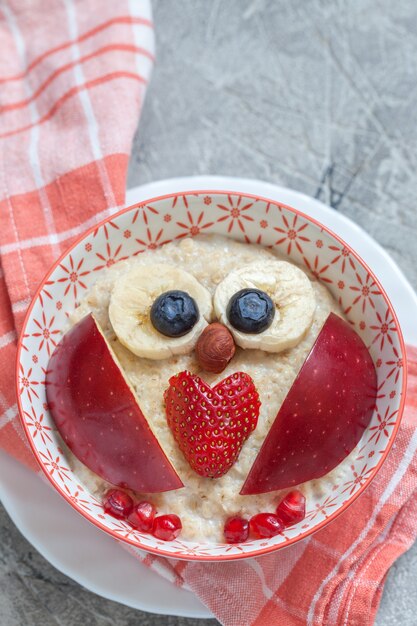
[0,0,154,466]
[1,2,417,626]
[126,348,417,626]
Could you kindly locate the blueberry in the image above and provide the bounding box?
[227,288,274,334]
[150,290,199,337]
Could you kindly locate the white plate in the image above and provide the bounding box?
[2,175,417,619]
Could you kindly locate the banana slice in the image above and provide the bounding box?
[109,264,213,359]
[213,261,316,352]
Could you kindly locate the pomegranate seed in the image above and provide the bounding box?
[128,501,156,532]
[276,490,306,527]
[250,513,283,538]
[224,516,249,544]
[153,514,182,541]
[103,489,133,519]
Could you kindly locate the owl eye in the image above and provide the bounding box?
[226,288,275,334]
[150,290,199,337]
[109,263,213,359]
[214,261,316,353]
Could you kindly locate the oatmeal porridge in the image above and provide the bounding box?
[58,234,359,543]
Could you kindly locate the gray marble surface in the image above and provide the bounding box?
[2,0,417,624]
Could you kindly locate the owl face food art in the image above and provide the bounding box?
[46,235,376,544]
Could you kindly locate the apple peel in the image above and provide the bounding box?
[240,313,377,495]
[46,314,183,493]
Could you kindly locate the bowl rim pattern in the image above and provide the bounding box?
[16,189,408,561]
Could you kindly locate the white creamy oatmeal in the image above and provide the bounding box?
[67,235,355,542]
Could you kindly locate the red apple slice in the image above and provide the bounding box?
[240,313,377,495]
[46,314,183,493]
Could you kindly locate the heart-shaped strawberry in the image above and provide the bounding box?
[165,371,260,478]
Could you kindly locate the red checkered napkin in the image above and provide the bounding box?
[0,0,154,466]
[1,3,417,626]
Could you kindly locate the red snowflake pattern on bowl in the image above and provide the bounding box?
[303,254,332,284]
[367,407,398,445]
[171,193,198,209]
[135,226,164,251]
[18,364,41,402]
[62,483,96,512]
[23,407,52,445]
[131,204,159,226]
[95,220,119,240]
[328,243,356,273]
[56,255,90,299]
[274,213,310,255]
[93,243,128,270]
[386,346,403,383]
[216,195,254,234]
[341,464,376,495]
[30,311,61,356]
[370,308,397,350]
[109,519,144,541]
[176,210,214,238]
[306,495,339,521]
[39,449,71,482]
[346,272,381,315]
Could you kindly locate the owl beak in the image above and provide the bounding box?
[195,322,236,374]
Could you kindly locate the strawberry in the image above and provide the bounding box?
[165,370,260,478]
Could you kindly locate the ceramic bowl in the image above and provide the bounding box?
[16,190,407,561]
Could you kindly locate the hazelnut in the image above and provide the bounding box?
[195,323,236,374]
